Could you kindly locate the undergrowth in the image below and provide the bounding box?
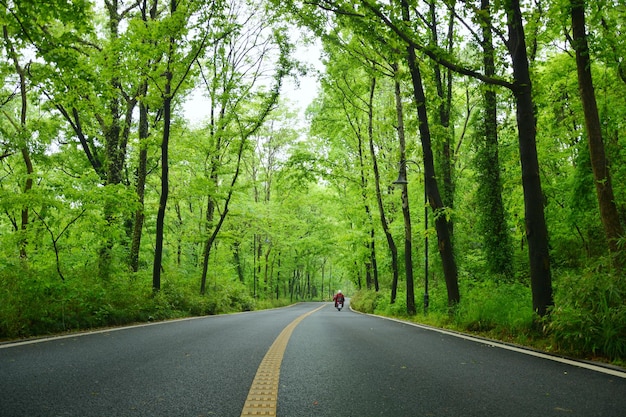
[0,265,291,341]
[350,271,626,366]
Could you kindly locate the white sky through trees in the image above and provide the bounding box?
[183,39,323,126]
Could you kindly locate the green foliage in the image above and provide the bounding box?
[352,282,538,349]
[2,0,626,370]
[0,264,284,340]
[352,272,626,363]
[349,289,385,314]
[373,291,409,317]
[548,269,626,359]
[452,280,535,334]
[0,265,152,338]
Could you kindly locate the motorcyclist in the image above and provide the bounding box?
[333,290,345,308]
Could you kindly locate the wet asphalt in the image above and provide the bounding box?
[1,301,625,417]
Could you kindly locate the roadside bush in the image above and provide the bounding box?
[454,280,534,334]
[224,284,256,311]
[0,254,302,341]
[349,289,383,314]
[548,269,626,359]
[374,291,408,317]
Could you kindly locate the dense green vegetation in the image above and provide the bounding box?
[1,0,624,363]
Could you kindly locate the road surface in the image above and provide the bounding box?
[1,301,625,416]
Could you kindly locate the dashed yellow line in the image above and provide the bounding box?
[240,304,326,416]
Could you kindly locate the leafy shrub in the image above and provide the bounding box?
[454,280,534,334]
[548,270,626,359]
[375,291,409,317]
[350,290,384,314]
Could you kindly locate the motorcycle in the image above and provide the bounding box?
[336,300,344,311]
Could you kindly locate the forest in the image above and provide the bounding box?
[1,0,624,363]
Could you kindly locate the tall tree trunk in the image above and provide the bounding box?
[399,178,416,314]
[99,0,124,280]
[476,0,513,278]
[200,136,246,294]
[152,72,172,291]
[367,76,388,293]
[130,96,149,272]
[200,192,216,295]
[130,0,158,273]
[392,64,417,314]
[153,0,176,290]
[356,112,376,291]
[505,0,553,315]
[3,25,33,259]
[390,68,407,306]
[430,0,455,238]
[401,0,460,307]
[571,0,624,270]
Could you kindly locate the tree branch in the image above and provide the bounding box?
[359,0,515,90]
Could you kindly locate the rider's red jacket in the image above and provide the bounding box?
[333,293,345,306]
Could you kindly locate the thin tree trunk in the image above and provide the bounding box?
[153,0,177,291]
[430,0,455,238]
[366,76,390,293]
[391,67,407,306]
[401,0,460,307]
[152,75,172,292]
[233,241,245,282]
[571,0,624,270]
[356,114,376,291]
[130,96,149,272]
[200,136,246,294]
[99,2,124,280]
[370,231,379,291]
[392,64,417,314]
[3,25,33,258]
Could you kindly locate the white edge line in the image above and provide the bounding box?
[350,306,626,379]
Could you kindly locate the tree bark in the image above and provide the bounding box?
[391,67,407,306]
[130,95,149,272]
[392,63,417,315]
[357,128,375,291]
[3,25,33,259]
[401,0,460,307]
[571,0,624,270]
[477,0,513,278]
[505,0,553,315]
[152,73,172,291]
[367,76,390,294]
[430,0,455,238]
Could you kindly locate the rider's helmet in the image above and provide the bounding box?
[338,290,342,294]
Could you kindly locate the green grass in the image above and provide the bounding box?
[0,266,293,341]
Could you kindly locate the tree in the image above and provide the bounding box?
[129,0,159,273]
[473,0,514,278]
[152,0,215,291]
[1,0,92,260]
[394,63,418,314]
[2,25,34,258]
[197,1,294,294]
[504,0,553,315]
[399,0,460,307]
[569,0,624,270]
[359,0,552,315]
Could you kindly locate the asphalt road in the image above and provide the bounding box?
[1,302,625,417]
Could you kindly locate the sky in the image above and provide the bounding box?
[182,39,324,127]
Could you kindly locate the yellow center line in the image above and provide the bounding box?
[240,304,326,416]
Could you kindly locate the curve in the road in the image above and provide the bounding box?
[240,304,326,416]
